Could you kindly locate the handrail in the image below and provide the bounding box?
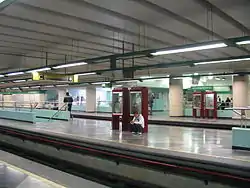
[49,103,67,121]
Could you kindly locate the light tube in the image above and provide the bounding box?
[0,75,4,77]
[0,0,6,3]
[44,85,54,88]
[53,62,87,69]
[13,80,26,83]
[92,82,110,85]
[30,86,40,89]
[56,84,69,87]
[26,67,51,73]
[194,57,250,65]
[76,72,96,76]
[236,40,250,45]
[116,80,139,83]
[151,43,227,56]
[6,72,24,76]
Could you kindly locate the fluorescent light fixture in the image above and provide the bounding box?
[53,62,87,69]
[21,87,29,89]
[151,43,227,56]
[13,80,26,83]
[182,73,193,76]
[44,85,54,88]
[76,72,96,76]
[173,77,184,80]
[30,86,40,89]
[0,74,4,77]
[195,57,250,65]
[0,0,6,3]
[140,76,152,79]
[56,84,69,87]
[236,40,250,45]
[116,80,139,83]
[6,72,24,76]
[26,67,51,73]
[12,87,19,90]
[92,82,110,85]
[194,73,199,76]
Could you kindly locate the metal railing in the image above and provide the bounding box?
[0,101,60,112]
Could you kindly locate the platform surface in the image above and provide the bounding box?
[1,118,250,165]
[72,112,246,127]
[0,150,108,188]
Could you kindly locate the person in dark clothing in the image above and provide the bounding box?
[225,97,231,107]
[220,100,226,110]
[64,92,73,117]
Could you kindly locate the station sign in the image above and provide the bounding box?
[32,72,78,83]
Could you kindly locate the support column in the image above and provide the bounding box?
[58,89,67,109]
[169,78,183,117]
[86,86,96,113]
[233,75,248,118]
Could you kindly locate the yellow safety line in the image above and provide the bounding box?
[39,129,250,163]
[0,160,66,188]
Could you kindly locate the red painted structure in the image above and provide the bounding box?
[112,87,149,133]
[130,87,149,133]
[204,91,217,119]
[112,88,130,131]
[192,92,204,118]
[192,91,217,119]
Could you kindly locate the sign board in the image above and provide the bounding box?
[32,72,78,83]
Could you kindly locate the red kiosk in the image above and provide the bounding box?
[192,92,205,118]
[204,91,217,119]
[129,87,149,133]
[112,88,130,131]
[192,91,217,119]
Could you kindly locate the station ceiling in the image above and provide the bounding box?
[0,0,250,84]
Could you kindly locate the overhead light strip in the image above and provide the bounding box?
[92,82,110,85]
[194,57,250,65]
[13,80,26,83]
[116,80,139,83]
[76,72,96,76]
[26,67,51,73]
[6,72,24,76]
[53,62,87,69]
[151,43,227,56]
[236,40,250,45]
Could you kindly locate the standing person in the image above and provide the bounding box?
[149,94,154,115]
[130,111,144,135]
[225,97,231,107]
[64,92,73,118]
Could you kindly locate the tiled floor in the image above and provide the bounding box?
[1,118,250,163]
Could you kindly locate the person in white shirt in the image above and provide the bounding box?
[130,111,144,135]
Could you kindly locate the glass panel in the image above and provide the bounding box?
[193,94,201,109]
[205,93,214,109]
[130,92,142,114]
[112,92,122,114]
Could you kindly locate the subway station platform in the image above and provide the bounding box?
[72,112,245,130]
[1,118,250,163]
[0,150,108,188]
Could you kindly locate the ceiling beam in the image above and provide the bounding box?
[0,38,112,56]
[0,0,17,11]
[13,2,192,61]
[130,0,250,54]
[194,0,250,35]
